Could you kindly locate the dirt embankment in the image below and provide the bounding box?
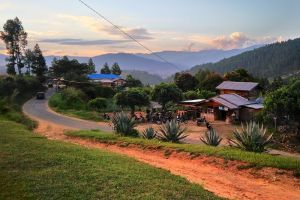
[34,121,300,200]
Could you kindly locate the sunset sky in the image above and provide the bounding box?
[0,0,300,56]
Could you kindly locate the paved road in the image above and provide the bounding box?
[23,89,112,132]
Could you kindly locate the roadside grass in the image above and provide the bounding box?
[51,107,105,122]
[0,120,221,200]
[66,130,300,171]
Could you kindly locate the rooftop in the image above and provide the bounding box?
[87,73,121,80]
[216,81,259,91]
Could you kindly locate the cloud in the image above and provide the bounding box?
[39,38,130,46]
[57,14,153,40]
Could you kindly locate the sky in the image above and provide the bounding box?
[0,0,300,56]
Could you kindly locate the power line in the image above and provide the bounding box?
[77,0,182,71]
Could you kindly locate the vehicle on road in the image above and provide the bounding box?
[36,92,45,100]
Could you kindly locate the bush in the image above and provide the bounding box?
[200,128,222,146]
[88,98,107,111]
[60,87,86,110]
[111,112,138,137]
[229,121,273,152]
[184,91,199,100]
[141,127,157,139]
[157,120,188,143]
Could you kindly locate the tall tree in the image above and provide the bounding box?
[87,58,96,74]
[111,62,122,75]
[152,83,183,110]
[24,49,35,75]
[31,44,47,82]
[125,75,143,88]
[0,17,27,75]
[115,88,150,115]
[100,63,111,74]
[174,72,198,92]
[224,68,255,82]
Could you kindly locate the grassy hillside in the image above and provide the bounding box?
[189,38,300,78]
[0,119,221,199]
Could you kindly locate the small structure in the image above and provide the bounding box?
[87,73,126,87]
[199,81,263,123]
[216,81,260,99]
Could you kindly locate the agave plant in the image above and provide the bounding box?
[157,120,188,143]
[141,127,157,140]
[111,112,138,137]
[200,128,222,146]
[228,121,273,152]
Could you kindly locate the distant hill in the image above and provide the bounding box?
[136,45,262,70]
[187,38,300,78]
[121,70,163,85]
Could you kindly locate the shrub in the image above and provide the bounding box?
[141,127,157,139]
[88,98,107,111]
[111,112,138,137]
[157,120,188,143]
[60,87,86,110]
[228,121,273,152]
[200,128,222,146]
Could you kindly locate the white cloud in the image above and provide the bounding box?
[0,2,12,11]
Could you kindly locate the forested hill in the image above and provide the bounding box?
[189,38,300,78]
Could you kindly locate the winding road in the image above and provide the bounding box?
[23,89,112,132]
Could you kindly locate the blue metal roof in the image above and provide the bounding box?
[87,73,121,80]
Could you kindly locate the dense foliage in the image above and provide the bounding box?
[125,74,143,88]
[88,98,107,111]
[174,72,198,92]
[190,38,300,78]
[115,88,150,114]
[152,83,183,109]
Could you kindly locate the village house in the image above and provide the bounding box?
[200,81,263,123]
[87,74,126,88]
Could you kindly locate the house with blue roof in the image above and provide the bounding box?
[87,73,126,87]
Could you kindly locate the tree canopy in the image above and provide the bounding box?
[125,75,143,88]
[31,44,47,82]
[115,88,150,114]
[87,58,96,74]
[174,72,198,92]
[152,83,183,109]
[111,62,122,75]
[0,17,27,75]
[100,63,111,74]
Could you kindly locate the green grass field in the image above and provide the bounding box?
[0,120,221,200]
[66,130,300,172]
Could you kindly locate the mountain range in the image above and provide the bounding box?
[0,46,261,79]
[187,38,300,78]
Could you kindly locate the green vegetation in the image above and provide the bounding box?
[122,70,163,85]
[190,38,300,78]
[200,128,222,147]
[157,120,188,143]
[141,127,157,139]
[111,112,138,137]
[0,120,220,200]
[115,87,150,114]
[229,122,273,153]
[0,75,44,129]
[66,129,300,171]
[152,83,183,109]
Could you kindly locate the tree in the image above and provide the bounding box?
[31,44,47,82]
[224,68,255,82]
[111,62,122,75]
[50,56,89,81]
[100,63,111,74]
[125,75,143,87]
[115,88,150,115]
[174,72,198,92]
[24,49,35,75]
[0,17,27,75]
[152,83,183,109]
[87,58,96,74]
[264,78,300,137]
[200,72,224,91]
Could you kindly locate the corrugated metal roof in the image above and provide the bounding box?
[211,94,251,109]
[180,99,206,104]
[87,73,121,80]
[216,81,259,91]
[245,104,263,109]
